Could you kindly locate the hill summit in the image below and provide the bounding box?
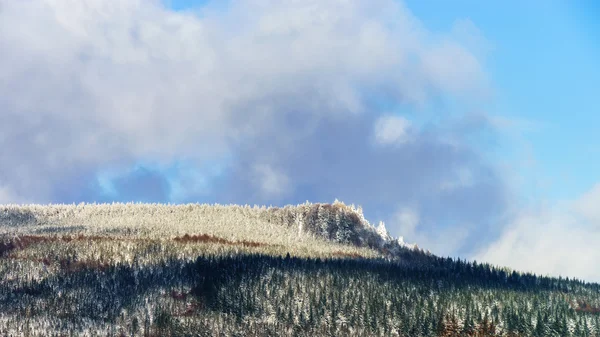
[1,200,417,260]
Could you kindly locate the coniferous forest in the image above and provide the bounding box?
[1,202,600,336]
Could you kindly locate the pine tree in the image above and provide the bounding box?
[533,311,547,337]
[462,311,476,336]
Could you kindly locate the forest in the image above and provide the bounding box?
[1,202,599,336]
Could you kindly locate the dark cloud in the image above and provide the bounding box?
[211,110,508,255]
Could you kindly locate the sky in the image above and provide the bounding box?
[1,0,599,281]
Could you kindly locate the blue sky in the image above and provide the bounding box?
[1,0,600,280]
[406,0,600,203]
[166,0,209,11]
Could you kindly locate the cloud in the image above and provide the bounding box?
[386,203,471,256]
[0,0,506,256]
[252,164,291,199]
[573,183,600,223]
[373,115,412,146]
[0,186,17,204]
[394,207,420,239]
[440,167,474,191]
[475,183,600,282]
[420,41,485,97]
[212,111,508,256]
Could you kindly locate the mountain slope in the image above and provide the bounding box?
[1,202,599,337]
[1,201,415,261]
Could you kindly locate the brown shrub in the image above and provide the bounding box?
[58,258,109,273]
[170,290,188,301]
[173,234,274,249]
[330,251,363,259]
[575,300,600,314]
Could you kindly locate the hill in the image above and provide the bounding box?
[1,202,599,336]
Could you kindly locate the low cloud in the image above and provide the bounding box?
[0,186,17,204]
[252,164,291,199]
[475,183,600,282]
[573,184,600,223]
[394,207,420,239]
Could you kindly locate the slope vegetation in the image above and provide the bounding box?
[1,201,410,262]
[1,202,599,337]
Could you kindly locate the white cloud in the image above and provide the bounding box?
[389,205,471,256]
[373,115,412,146]
[573,183,600,223]
[252,164,290,199]
[440,167,474,191]
[0,0,489,201]
[0,184,27,204]
[475,183,600,282]
[394,207,420,238]
[0,186,14,204]
[421,41,484,96]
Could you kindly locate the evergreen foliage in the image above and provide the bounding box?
[0,203,599,336]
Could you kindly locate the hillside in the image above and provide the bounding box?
[1,201,409,262]
[1,202,600,336]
